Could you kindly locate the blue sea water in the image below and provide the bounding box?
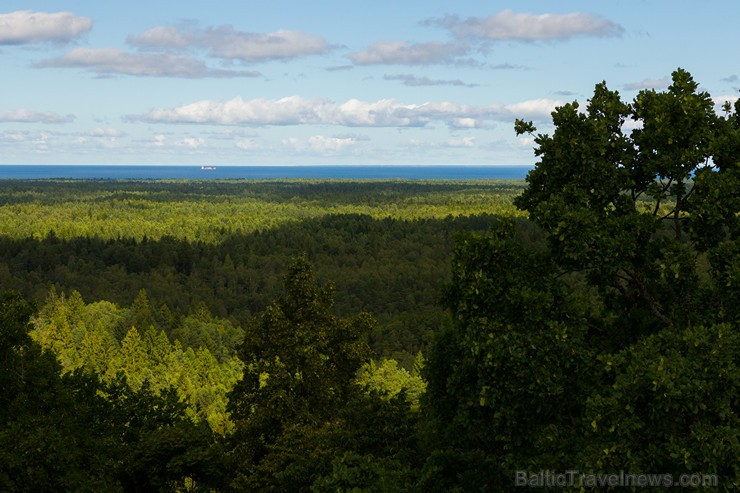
[0,165,532,180]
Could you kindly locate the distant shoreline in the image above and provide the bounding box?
[0,164,533,180]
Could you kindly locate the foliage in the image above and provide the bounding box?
[30,289,244,434]
[0,291,227,492]
[427,68,740,490]
[227,256,375,490]
[0,183,515,363]
[358,357,427,410]
[0,179,524,243]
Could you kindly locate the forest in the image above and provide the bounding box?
[1,68,738,491]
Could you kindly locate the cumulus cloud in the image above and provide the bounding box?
[283,135,360,153]
[435,10,624,41]
[444,136,476,148]
[0,130,34,147]
[517,135,536,148]
[349,40,468,65]
[176,137,206,148]
[309,135,359,152]
[623,77,670,90]
[383,74,477,87]
[450,118,479,129]
[37,23,329,78]
[89,127,125,138]
[127,95,563,127]
[36,48,260,78]
[235,138,261,151]
[0,108,74,123]
[505,98,563,118]
[129,25,330,62]
[0,10,92,45]
[73,127,125,149]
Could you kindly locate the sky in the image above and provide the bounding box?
[0,1,738,166]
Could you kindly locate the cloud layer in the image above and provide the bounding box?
[0,109,74,124]
[37,48,260,78]
[437,10,624,41]
[35,22,330,78]
[349,9,623,66]
[128,95,562,127]
[349,41,468,66]
[129,25,330,62]
[0,10,92,44]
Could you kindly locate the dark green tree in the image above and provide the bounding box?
[227,256,375,491]
[423,68,739,491]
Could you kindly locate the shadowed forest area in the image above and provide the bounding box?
[1,69,738,491]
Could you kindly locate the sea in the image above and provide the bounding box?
[0,165,532,180]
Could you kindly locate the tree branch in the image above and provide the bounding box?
[621,268,673,328]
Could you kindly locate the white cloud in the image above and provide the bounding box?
[623,77,670,91]
[505,98,563,119]
[438,10,623,41]
[176,137,206,148]
[451,118,479,129]
[235,139,261,151]
[37,48,260,78]
[0,10,92,45]
[445,136,475,148]
[309,135,358,152]
[129,25,329,62]
[283,135,359,153]
[0,130,30,144]
[69,128,125,149]
[128,95,563,128]
[517,136,535,148]
[32,133,51,152]
[349,40,467,65]
[282,137,301,150]
[90,127,124,138]
[0,108,74,123]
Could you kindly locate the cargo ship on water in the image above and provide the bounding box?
[201,166,217,171]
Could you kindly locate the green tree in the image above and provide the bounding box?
[513,68,738,332]
[116,326,151,391]
[227,256,374,491]
[424,68,739,491]
[127,288,157,337]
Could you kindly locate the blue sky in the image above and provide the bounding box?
[1,1,738,165]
